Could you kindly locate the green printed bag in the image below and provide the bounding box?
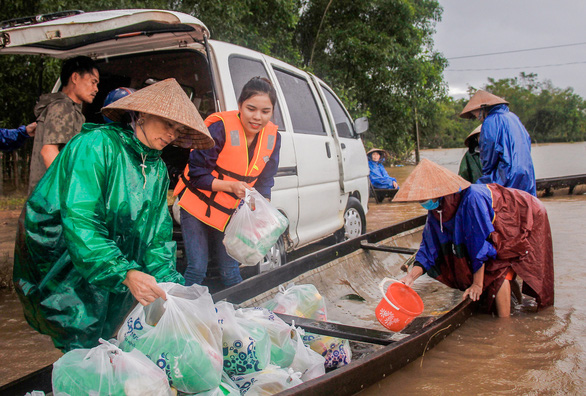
[236,307,296,368]
[52,339,173,396]
[216,301,271,376]
[117,283,223,394]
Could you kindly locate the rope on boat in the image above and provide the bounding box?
[419,324,452,368]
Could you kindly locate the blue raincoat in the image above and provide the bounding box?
[415,183,554,311]
[368,158,398,189]
[477,104,536,195]
[0,125,30,152]
[416,185,495,283]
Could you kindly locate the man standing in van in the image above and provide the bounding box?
[28,56,99,193]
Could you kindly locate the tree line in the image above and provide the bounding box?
[1,1,585,193]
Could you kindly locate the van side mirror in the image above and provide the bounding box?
[354,117,369,135]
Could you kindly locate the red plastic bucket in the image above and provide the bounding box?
[375,278,424,332]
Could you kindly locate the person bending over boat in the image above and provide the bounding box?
[13,79,214,351]
[174,77,281,287]
[394,159,554,317]
[460,90,536,196]
[367,148,399,189]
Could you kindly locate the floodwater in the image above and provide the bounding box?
[360,196,586,395]
[360,142,586,395]
[1,142,586,393]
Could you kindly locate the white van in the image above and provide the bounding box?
[0,9,370,272]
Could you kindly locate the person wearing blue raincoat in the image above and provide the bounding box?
[0,122,36,152]
[394,159,554,318]
[13,79,214,351]
[367,148,398,189]
[460,90,536,196]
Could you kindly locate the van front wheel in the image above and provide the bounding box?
[335,197,366,242]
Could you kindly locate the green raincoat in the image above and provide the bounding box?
[13,123,184,351]
[458,149,483,184]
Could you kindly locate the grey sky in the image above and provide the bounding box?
[433,1,586,99]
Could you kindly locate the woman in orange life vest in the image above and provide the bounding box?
[174,77,280,286]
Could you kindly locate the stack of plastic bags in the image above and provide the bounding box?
[263,283,352,369]
[117,283,223,394]
[50,282,352,395]
[223,188,289,266]
[52,339,173,396]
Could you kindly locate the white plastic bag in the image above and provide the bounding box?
[302,332,352,369]
[288,326,326,381]
[263,284,327,321]
[52,339,173,396]
[117,283,223,394]
[197,372,241,396]
[231,364,303,395]
[236,307,296,368]
[223,188,288,266]
[216,301,271,376]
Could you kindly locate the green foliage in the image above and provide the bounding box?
[1,1,585,193]
[176,0,302,64]
[418,72,586,149]
[296,0,447,160]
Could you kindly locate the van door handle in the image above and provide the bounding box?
[341,143,346,149]
[325,142,332,158]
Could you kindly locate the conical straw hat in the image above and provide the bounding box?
[464,124,482,147]
[101,78,214,150]
[459,90,508,119]
[393,159,471,202]
[367,148,387,158]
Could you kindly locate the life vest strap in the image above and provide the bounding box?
[180,174,235,217]
[216,164,258,184]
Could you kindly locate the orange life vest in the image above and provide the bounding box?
[174,110,278,231]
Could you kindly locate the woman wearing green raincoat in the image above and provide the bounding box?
[13,78,214,351]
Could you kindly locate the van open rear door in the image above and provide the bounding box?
[0,9,209,58]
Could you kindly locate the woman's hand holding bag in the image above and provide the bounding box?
[223,188,288,266]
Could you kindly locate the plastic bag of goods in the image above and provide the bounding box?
[52,338,173,396]
[302,332,352,368]
[263,284,327,321]
[117,283,223,394]
[288,326,326,381]
[216,301,271,376]
[235,307,296,368]
[231,364,303,396]
[223,188,288,266]
[195,372,240,396]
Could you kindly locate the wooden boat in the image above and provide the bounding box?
[0,215,476,395]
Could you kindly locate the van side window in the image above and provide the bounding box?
[274,68,326,136]
[321,85,355,138]
[228,55,284,130]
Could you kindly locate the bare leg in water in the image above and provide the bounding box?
[510,279,523,304]
[495,279,511,317]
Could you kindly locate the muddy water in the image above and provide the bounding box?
[1,143,585,392]
[360,196,586,395]
[359,143,586,395]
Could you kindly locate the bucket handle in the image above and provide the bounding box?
[379,277,401,311]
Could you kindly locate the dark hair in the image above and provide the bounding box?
[238,77,277,108]
[60,56,98,87]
